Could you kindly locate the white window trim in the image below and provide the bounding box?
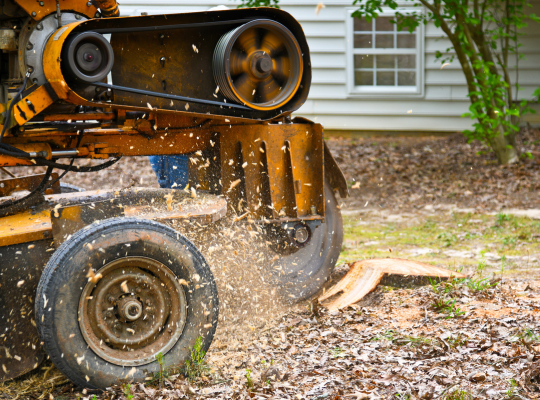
[345,7,425,98]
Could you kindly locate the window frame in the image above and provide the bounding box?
[346,7,424,98]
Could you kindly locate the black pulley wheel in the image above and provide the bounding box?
[35,217,219,389]
[213,19,303,110]
[62,31,114,83]
[270,179,343,301]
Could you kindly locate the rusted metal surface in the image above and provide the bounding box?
[79,257,186,366]
[31,8,311,121]
[217,121,324,221]
[324,141,349,199]
[12,84,59,126]
[0,240,50,383]
[0,173,60,197]
[1,123,213,166]
[0,188,227,247]
[13,0,97,21]
[319,259,467,310]
[51,199,125,247]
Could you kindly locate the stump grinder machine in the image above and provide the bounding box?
[0,0,348,389]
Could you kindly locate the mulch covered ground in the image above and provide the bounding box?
[325,127,540,212]
[116,277,540,400]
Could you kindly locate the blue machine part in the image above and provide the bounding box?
[148,155,190,189]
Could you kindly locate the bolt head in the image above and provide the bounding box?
[94,12,101,18]
[86,1,92,6]
[294,226,309,244]
[135,287,141,294]
[31,11,36,17]
[106,311,113,318]
[39,1,44,5]
[36,23,43,31]
[26,43,33,50]
[108,296,115,304]
[145,299,151,306]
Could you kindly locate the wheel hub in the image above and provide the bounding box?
[117,296,143,321]
[79,257,187,366]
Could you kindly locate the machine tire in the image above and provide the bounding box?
[35,217,219,389]
[271,178,343,301]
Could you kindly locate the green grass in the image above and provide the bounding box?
[184,336,210,383]
[339,211,540,275]
[123,384,134,400]
[505,379,518,398]
[244,369,254,390]
[329,346,346,358]
[444,388,473,400]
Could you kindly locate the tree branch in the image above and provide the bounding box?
[496,52,513,104]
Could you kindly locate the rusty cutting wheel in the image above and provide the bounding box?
[79,257,186,366]
[213,19,303,110]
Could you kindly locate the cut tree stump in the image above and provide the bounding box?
[319,258,466,310]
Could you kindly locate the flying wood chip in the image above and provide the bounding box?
[86,269,103,284]
[319,258,467,310]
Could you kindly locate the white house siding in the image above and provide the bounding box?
[116,0,540,132]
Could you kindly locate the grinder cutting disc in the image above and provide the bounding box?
[269,179,343,301]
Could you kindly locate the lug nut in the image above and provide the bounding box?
[145,299,151,306]
[105,311,113,318]
[135,287,141,294]
[108,296,115,303]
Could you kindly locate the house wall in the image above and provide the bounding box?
[116,0,540,132]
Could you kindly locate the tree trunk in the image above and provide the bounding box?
[490,126,519,164]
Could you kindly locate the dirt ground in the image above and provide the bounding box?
[2,129,540,399]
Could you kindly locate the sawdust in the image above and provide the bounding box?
[390,307,423,328]
[169,216,297,350]
[0,362,69,400]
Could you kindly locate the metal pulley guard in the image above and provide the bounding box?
[36,7,311,122]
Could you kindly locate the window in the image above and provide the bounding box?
[347,9,423,96]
